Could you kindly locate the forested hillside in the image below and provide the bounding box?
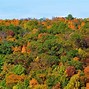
[0,15,89,89]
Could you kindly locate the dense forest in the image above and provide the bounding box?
[0,14,89,89]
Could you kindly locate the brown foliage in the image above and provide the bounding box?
[7,30,15,37]
[85,58,89,66]
[84,36,89,47]
[65,66,76,77]
[52,82,61,89]
[0,37,2,42]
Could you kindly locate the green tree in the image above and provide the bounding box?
[66,14,74,20]
[68,60,83,70]
[12,64,25,75]
[0,41,13,54]
[0,55,4,72]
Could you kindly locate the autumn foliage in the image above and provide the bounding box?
[0,15,89,88]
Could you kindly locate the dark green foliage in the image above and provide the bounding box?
[46,75,57,88]
[67,49,78,58]
[0,41,13,54]
[39,53,59,66]
[68,60,83,70]
[24,79,29,88]
[60,56,69,64]
[48,22,69,34]
[66,14,74,20]
[0,55,4,72]
[4,53,33,74]
[25,20,38,31]
[70,32,83,41]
